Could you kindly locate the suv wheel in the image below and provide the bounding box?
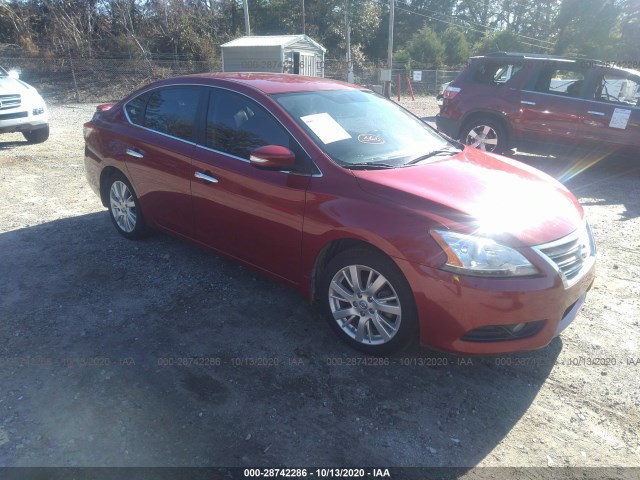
[23,126,49,144]
[318,248,418,356]
[461,119,507,153]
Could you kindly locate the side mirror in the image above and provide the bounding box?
[250,145,296,170]
[8,68,21,79]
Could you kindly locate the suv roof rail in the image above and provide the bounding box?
[470,52,604,64]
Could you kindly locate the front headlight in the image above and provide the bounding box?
[23,87,46,108]
[431,229,539,277]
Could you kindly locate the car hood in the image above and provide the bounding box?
[0,76,34,95]
[352,147,583,246]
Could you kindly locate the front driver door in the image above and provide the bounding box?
[191,88,311,284]
[579,69,640,151]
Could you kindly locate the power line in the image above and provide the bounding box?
[384,2,554,51]
[397,0,555,46]
[463,0,559,21]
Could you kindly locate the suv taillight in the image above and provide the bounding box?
[443,86,461,100]
[83,122,94,140]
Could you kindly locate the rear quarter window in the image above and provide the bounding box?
[124,92,149,125]
[470,63,523,85]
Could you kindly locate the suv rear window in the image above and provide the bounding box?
[471,62,523,85]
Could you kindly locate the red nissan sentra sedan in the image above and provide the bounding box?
[84,73,596,356]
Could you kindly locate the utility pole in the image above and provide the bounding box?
[345,3,354,83]
[302,0,306,34]
[386,0,394,97]
[243,0,251,35]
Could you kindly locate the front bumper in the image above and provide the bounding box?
[396,236,596,355]
[0,106,48,134]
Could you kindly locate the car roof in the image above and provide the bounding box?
[175,73,364,95]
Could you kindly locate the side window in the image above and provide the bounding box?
[471,63,522,85]
[593,72,640,106]
[125,92,149,125]
[144,86,201,141]
[532,66,585,97]
[206,90,291,159]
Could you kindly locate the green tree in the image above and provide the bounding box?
[474,30,524,55]
[554,0,623,58]
[405,25,444,66]
[441,26,470,66]
[616,0,640,59]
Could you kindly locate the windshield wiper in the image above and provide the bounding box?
[343,162,397,170]
[404,147,461,166]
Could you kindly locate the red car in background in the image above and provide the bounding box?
[84,73,596,356]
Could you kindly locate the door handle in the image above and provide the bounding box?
[520,100,537,106]
[588,111,606,116]
[126,148,144,159]
[194,171,219,183]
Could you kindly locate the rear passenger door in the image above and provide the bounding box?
[579,69,640,150]
[122,85,204,237]
[191,88,311,284]
[517,62,587,146]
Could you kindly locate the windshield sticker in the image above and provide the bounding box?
[357,133,385,144]
[300,113,351,144]
[609,108,631,129]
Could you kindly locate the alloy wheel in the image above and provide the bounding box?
[466,124,499,151]
[109,180,137,233]
[328,265,402,345]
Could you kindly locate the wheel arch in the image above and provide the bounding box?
[312,238,421,354]
[99,166,126,208]
[310,237,399,304]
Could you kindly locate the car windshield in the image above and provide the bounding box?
[0,66,8,77]
[273,89,451,168]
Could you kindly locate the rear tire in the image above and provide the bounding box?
[23,126,49,144]
[460,118,507,153]
[106,172,147,240]
[318,248,418,356]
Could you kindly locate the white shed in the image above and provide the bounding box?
[221,35,326,77]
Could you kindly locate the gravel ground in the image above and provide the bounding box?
[0,101,639,473]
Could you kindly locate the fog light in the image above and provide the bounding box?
[509,323,526,333]
[461,320,545,342]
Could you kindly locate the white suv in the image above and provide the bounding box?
[0,66,49,143]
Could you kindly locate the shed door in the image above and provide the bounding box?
[300,53,315,76]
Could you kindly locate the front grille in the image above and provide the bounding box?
[539,235,588,282]
[0,94,22,110]
[0,111,28,121]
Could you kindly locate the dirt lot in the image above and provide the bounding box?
[0,101,638,474]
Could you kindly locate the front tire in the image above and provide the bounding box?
[318,248,418,355]
[23,126,49,144]
[460,118,507,153]
[106,172,147,240]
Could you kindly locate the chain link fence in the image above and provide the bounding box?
[0,56,220,103]
[0,56,461,104]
